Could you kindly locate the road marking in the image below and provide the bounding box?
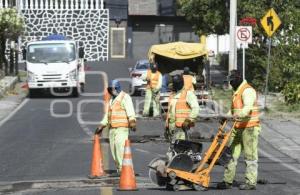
[0,98,29,128]
[134,148,165,157]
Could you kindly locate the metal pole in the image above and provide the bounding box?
[243,43,245,80]
[264,38,272,108]
[229,0,237,72]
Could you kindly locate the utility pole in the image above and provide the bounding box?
[229,0,237,72]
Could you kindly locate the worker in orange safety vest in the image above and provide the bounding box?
[217,70,261,190]
[165,74,200,142]
[182,67,196,91]
[142,63,162,117]
[95,80,136,173]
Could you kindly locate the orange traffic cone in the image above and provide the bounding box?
[118,140,137,191]
[88,134,105,179]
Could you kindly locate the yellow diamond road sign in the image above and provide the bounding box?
[261,8,282,37]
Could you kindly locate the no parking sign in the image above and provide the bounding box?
[236,26,252,45]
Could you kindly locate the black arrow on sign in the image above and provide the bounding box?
[267,16,274,31]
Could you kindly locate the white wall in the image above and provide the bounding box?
[206,34,230,55]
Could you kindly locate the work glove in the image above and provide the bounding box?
[182,118,194,131]
[218,116,227,125]
[129,120,137,132]
[95,124,106,135]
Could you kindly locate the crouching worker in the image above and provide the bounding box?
[95,80,136,173]
[165,74,200,143]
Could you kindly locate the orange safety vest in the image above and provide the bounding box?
[146,69,161,89]
[108,92,129,128]
[232,82,260,129]
[183,75,195,91]
[175,90,192,128]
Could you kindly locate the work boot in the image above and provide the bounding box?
[239,183,256,190]
[216,181,232,189]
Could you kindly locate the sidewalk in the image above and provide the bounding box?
[0,76,27,123]
[260,117,300,163]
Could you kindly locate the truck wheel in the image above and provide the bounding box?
[72,87,79,97]
[29,89,39,98]
[80,83,85,93]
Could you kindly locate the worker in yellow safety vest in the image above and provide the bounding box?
[165,74,200,142]
[95,80,136,173]
[182,67,196,91]
[217,70,261,190]
[142,63,162,117]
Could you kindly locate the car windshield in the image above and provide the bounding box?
[27,43,76,63]
[136,61,150,70]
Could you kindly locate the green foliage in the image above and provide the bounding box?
[282,81,300,104]
[178,0,300,104]
[0,8,24,39]
[0,8,25,74]
[177,0,230,35]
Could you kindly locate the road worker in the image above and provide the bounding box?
[165,74,200,142]
[142,62,162,117]
[95,80,136,173]
[217,70,261,190]
[182,67,196,91]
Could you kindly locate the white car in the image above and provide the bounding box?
[128,59,150,96]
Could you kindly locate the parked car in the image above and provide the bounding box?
[128,59,150,96]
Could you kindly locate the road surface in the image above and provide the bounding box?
[0,60,300,195]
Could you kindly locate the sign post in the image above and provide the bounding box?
[260,8,282,108]
[236,26,252,80]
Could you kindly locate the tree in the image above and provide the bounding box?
[178,0,300,104]
[177,0,230,35]
[0,8,24,75]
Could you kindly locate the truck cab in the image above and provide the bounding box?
[24,35,85,97]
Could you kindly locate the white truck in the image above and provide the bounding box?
[23,35,86,97]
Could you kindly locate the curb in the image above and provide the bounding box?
[0,76,18,97]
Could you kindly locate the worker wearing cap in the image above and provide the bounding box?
[142,63,162,117]
[95,80,136,172]
[165,74,200,142]
[182,67,196,92]
[217,70,261,190]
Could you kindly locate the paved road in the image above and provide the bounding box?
[0,60,300,195]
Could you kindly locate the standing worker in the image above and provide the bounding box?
[217,70,261,190]
[142,62,162,117]
[182,66,196,91]
[165,74,200,142]
[95,80,137,173]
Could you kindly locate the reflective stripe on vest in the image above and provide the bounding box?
[175,90,191,128]
[183,75,194,91]
[146,70,160,89]
[232,83,260,128]
[108,92,129,128]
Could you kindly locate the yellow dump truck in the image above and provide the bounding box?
[147,41,211,111]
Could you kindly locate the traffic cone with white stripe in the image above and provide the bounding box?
[118,140,137,191]
[88,134,105,178]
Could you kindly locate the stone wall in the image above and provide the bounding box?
[22,9,109,61]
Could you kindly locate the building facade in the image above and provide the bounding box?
[106,0,199,60]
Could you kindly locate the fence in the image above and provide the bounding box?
[1,0,104,10]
